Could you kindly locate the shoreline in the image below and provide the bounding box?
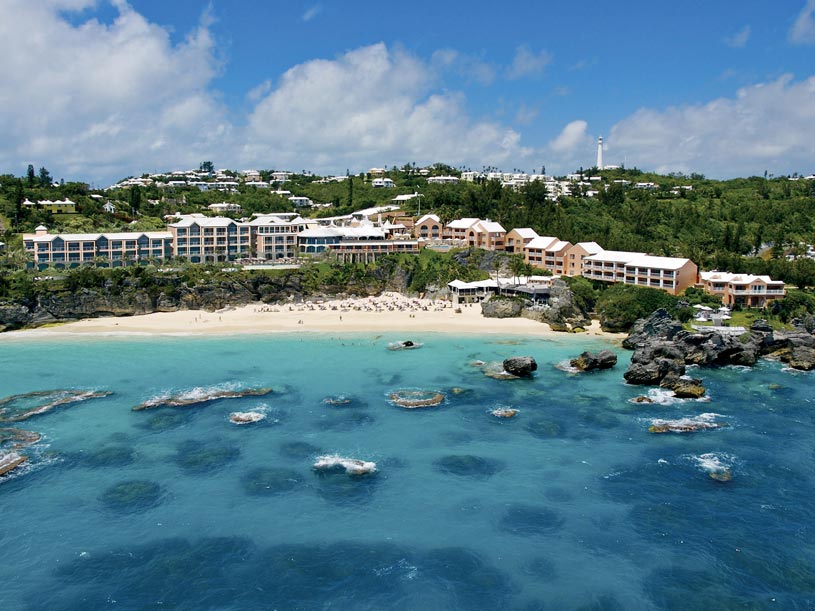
[0,294,624,341]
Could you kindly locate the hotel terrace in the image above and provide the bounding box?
[699,271,786,308]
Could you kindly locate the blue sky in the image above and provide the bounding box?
[2,0,815,184]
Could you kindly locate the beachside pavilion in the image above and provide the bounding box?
[447,276,557,305]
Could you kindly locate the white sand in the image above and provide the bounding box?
[1,293,622,339]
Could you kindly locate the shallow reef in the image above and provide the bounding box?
[99,479,163,512]
[433,454,504,479]
[173,439,240,474]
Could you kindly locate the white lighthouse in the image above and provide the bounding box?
[596,136,604,171]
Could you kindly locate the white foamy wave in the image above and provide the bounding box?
[313,454,377,475]
[555,360,580,374]
[687,452,737,481]
[647,412,728,434]
[628,388,710,406]
[229,410,266,425]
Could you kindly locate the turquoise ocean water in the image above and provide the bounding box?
[0,332,813,610]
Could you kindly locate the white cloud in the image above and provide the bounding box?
[508,45,552,80]
[243,43,532,173]
[790,0,815,44]
[302,4,322,22]
[609,75,815,177]
[514,104,539,126]
[0,0,228,185]
[548,120,590,153]
[725,25,751,48]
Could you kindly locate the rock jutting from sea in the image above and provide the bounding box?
[622,309,815,387]
[133,386,274,411]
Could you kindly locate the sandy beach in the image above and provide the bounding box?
[2,292,621,339]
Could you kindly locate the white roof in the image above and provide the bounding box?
[525,236,559,250]
[446,218,479,229]
[170,216,244,228]
[475,220,506,233]
[625,254,693,270]
[545,240,571,252]
[299,227,343,238]
[700,271,784,285]
[415,214,440,224]
[509,228,539,239]
[584,250,646,263]
[448,279,499,290]
[392,193,419,202]
[572,242,604,254]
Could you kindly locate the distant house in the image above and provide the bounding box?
[102,202,116,214]
[371,177,395,188]
[271,172,291,182]
[22,198,77,214]
[208,202,242,213]
[368,168,386,177]
[699,271,786,308]
[426,176,459,185]
[289,196,314,208]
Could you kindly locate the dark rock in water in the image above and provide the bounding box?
[315,468,379,504]
[174,439,240,474]
[100,480,163,512]
[570,350,617,372]
[241,467,303,496]
[0,389,112,422]
[316,411,376,431]
[434,454,504,479]
[525,417,565,438]
[785,346,815,371]
[278,441,321,459]
[503,356,537,378]
[0,427,41,451]
[389,389,445,408]
[387,340,422,351]
[499,504,565,536]
[0,451,28,477]
[623,341,686,385]
[660,372,706,399]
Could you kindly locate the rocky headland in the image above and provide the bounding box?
[622,309,815,388]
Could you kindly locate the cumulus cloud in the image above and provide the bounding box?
[243,43,532,172]
[0,0,228,185]
[609,75,815,177]
[508,45,552,80]
[725,25,751,48]
[790,0,815,44]
[548,120,590,153]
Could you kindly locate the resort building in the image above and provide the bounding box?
[563,242,604,276]
[298,224,419,262]
[207,202,242,214]
[442,217,506,250]
[23,225,172,268]
[413,214,443,240]
[524,236,573,275]
[582,251,697,295]
[168,215,252,263]
[371,177,396,188]
[249,214,310,260]
[504,228,539,254]
[699,271,786,308]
